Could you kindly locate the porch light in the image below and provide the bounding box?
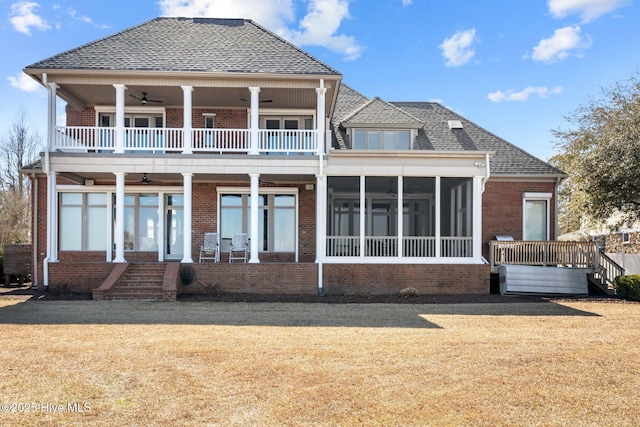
[140,173,150,184]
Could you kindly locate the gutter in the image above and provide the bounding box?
[482,152,490,193]
[43,73,51,288]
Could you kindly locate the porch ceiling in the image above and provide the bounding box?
[58,171,316,186]
[58,84,322,111]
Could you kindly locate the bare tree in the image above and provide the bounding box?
[0,108,43,246]
[0,107,43,196]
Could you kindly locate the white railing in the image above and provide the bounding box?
[124,128,183,152]
[441,237,473,258]
[366,237,398,257]
[193,129,249,152]
[326,235,473,258]
[53,126,319,155]
[55,126,115,152]
[404,237,436,257]
[258,129,317,154]
[326,236,360,257]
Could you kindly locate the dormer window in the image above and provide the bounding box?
[353,129,411,150]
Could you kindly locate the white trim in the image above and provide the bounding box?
[522,192,552,241]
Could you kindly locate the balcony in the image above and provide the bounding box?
[53,126,319,155]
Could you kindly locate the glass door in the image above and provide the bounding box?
[165,194,184,259]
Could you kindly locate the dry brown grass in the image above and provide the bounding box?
[0,297,639,426]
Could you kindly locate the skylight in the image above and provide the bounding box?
[448,120,463,129]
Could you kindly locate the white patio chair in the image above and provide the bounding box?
[229,233,249,263]
[199,232,220,263]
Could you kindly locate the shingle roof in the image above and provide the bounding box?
[393,102,565,175]
[330,83,564,176]
[341,97,424,126]
[26,17,340,76]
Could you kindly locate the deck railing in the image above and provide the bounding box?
[53,126,318,154]
[594,251,625,288]
[489,240,597,268]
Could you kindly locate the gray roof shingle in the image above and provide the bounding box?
[341,97,424,126]
[330,83,564,176]
[26,17,340,76]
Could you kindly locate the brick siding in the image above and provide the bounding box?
[482,180,557,259]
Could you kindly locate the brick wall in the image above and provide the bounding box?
[166,108,247,129]
[42,259,491,296]
[66,105,96,126]
[482,180,557,259]
[323,264,490,295]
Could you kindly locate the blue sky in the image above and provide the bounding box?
[1,0,639,161]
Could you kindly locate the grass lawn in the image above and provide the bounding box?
[0,297,639,426]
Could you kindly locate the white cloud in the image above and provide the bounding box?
[402,0,413,5]
[531,26,591,63]
[68,8,93,24]
[157,0,361,60]
[439,28,477,67]
[287,0,363,61]
[9,1,51,35]
[7,72,42,92]
[548,0,631,23]
[487,86,563,102]
[158,0,295,36]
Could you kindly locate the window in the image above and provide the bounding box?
[523,193,552,241]
[220,192,296,252]
[204,115,215,129]
[118,194,159,251]
[353,130,411,150]
[59,193,108,251]
[622,233,630,244]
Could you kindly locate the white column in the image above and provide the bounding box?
[473,176,484,262]
[316,80,327,157]
[397,176,403,258]
[47,83,58,151]
[182,173,194,263]
[360,176,366,259]
[435,177,441,259]
[182,86,193,154]
[114,172,126,262]
[315,175,326,263]
[249,87,260,155]
[113,84,127,153]
[47,172,58,262]
[249,173,260,263]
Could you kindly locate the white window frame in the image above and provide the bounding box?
[217,186,299,257]
[351,129,413,150]
[522,192,552,241]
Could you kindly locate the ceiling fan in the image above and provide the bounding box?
[240,97,273,103]
[129,91,163,105]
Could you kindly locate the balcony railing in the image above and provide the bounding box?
[258,130,317,154]
[53,126,318,155]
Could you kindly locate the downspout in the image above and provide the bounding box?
[317,79,326,294]
[481,153,490,193]
[554,176,562,240]
[42,73,52,288]
[31,173,38,289]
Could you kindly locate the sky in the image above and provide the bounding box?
[1,0,639,162]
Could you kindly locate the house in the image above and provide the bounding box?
[22,17,567,300]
